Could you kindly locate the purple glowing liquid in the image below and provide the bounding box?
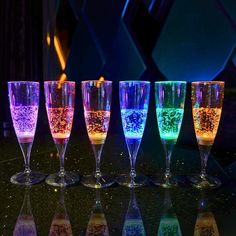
[13,215,37,236]
[10,106,38,143]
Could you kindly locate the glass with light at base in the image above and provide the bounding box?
[8,81,46,185]
[81,80,114,188]
[44,81,79,187]
[151,81,186,188]
[117,81,150,188]
[189,81,224,189]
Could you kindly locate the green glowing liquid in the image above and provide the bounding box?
[158,216,182,236]
[156,108,184,141]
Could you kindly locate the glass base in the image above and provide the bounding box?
[81,174,115,189]
[10,171,46,185]
[151,174,178,188]
[116,174,147,188]
[188,174,221,189]
[45,171,79,187]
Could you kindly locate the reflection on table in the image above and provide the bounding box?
[13,187,37,236]
[122,189,146,236]
[157,189,182,236]
[49,188,73,235]
[86,190,109,236]
[193,191,219,236]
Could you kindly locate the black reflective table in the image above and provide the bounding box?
[0,133,236,236]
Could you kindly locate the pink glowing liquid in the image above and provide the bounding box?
[46,107,74,144]
[49,216,73,236]
[10,106,38,143]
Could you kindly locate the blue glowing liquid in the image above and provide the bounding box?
[121,109,148,139]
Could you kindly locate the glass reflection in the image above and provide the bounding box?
[13,187,37,236]
[122,189,146,236]
[86,190,109,236]
[193,192,219,236]
[49,188,73,235]
[157,189,182,236]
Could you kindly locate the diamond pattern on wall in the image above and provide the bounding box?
[43,0,77,81]
[105,20,146,80]
[53,0,146,81]
[44,0,236,83]
[152,0,236,81]
[232,50,236,67]
[218,0,236,25]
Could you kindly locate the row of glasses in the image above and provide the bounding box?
[8,80,224,189]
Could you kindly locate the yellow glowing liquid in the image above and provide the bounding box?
[52,133,70,139]
[84,111,110,145]
[194,212,219,236]
[192,108,222,145]
[88,133,107,145]
[86,213,109,236]
[49,218,73,236]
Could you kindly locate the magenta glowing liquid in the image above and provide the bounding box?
[10,105,38,143]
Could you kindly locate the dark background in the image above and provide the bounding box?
[0,0,236,167]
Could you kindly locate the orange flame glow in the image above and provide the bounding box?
[54,36,66,71]
[96,76,105,88]
[46,33,51,46]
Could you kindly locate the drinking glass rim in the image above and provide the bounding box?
[119,80,150,84]
[191,81,224,84]
[155,81,186,84]
[81,80,112,84]
[44,81,76,84]
[8,81,39,85]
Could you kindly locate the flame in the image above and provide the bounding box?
[96,76,105,88]
[46,33,51,46]
[57,73,67,89]
[54,36,66,71]
[53,35,68,88]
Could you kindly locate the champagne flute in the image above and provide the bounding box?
[44,81,79,187]
[189,81,224,189]
[8,81,45,185]
[152,81,186,188]
[117,81,150,188]
[81,80,114,188]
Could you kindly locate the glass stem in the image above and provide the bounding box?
[55,142,67,177]
[20,142,33,175]
[126,138,141,186]
[201,158,207,177]
[95,157,101,178]
[163,140,175,179]
[92,144,103,179]
[165,152,171,178]
[59,154,65,177]
[199,144,212,178]
[130,155,137,179]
